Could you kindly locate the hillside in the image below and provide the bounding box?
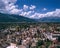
[0,13,36,22]
[38,16,60,22]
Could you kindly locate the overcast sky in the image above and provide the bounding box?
[0,0,60,19]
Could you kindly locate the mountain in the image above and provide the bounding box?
[0,13,60,23]
[0,13,36,22]
[38,16,60,22]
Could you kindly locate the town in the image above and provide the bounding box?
[0,23,60,48]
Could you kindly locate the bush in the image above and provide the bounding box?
[37,40,44,46]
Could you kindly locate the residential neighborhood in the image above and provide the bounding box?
[0,23,60,48]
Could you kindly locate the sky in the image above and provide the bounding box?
[0,0,60,19]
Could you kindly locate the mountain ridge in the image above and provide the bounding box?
[0,13,60,22]
[0,13,36,22]
[38,16,60,22]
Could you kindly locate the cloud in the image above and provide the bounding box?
[30,13,40,19]
[23,5,29,11]
[5,3,20,14]
[30,9,60,19]
[43,8,47,11]
[10,9,22,14]
[43,9,60,17]
[0,0,35,16]
[30,5,36,10]
[0,0,35,15]
[0,0,21,14]
[0,0,5,9]
[20,11,34,17]
[2,0,17,4]
[19,5,35,17]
